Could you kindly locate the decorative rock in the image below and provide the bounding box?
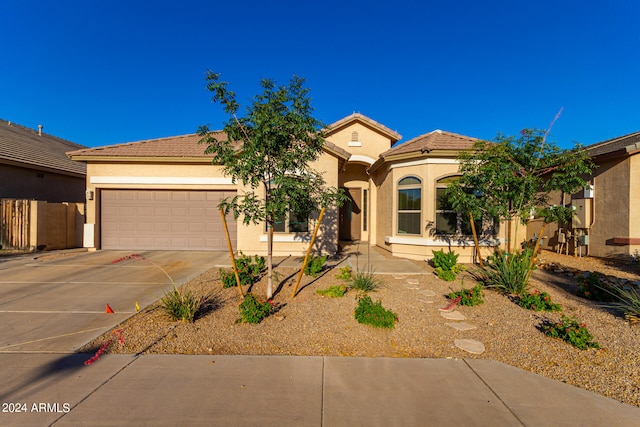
[440,310,466,320]
[418,289,436,297]
[404,284,420,290]
[455,339,485,354]
[406,279,420,285]
[445,322,477,331]
[417,298,434,304]
[393,275,406,280]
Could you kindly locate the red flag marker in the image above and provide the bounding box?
[105,304,114,314]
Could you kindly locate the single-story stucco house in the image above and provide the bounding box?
[67,113,504,262]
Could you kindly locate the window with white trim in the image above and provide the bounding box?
[397,176,422,235]
[435,176,485,235]
[272,212,309,233]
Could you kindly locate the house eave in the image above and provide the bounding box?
[68,155,215,164]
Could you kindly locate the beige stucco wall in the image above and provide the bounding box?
[29,200,84,250]
[629,154,640,256]
[326,122,393,162]
[237,150,341,256]
[589,157,630,258]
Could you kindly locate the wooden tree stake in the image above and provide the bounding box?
[220,208,243,298]
[469,212,483,267]
[291,207,326,299]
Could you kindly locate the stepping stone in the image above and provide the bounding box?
[393,275,406,280]
[445,322,477,331]
[440,310,466,320]
[418,289,436,297]
[455,339,485,354]
[417,298,434,304]
[404,284,420,290]
[406,279,420,285]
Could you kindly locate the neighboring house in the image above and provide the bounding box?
[68,113,504,261]
[530,131,640,260]
[0,119,87,202]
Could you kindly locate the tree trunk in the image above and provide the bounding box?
[469,212,483,267]
[267,225,274,299]
[525,222,546,284]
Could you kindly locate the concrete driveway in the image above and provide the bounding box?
[0,250,229,353]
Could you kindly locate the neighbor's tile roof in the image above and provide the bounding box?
[584,131,640,157]
[0,119,86,175]
[325,113,402,143]
[67,131,351,161]
[380,129,478,157]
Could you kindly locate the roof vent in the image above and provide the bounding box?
[38,124,43,136]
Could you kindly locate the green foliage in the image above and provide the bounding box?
[335,265,352,280]
[541,316,599,350]
[477,249,534,295]
[576,272,618,302]
[316,285,347,298]
[220,252,266,288]
[354,295,398,329]
[432,249,465,281]
[447,128,595,228]
[611,285,640,324]
[448,284,484,306]
[518,290,562,311]
[304,255,328,277]
[198,72,346,298]
[350,270,382,293]
[237,294,274,324]
[160,289,203,322]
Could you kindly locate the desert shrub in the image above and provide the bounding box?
[576,272,618,302]
[604,285,640,324]
[350,270,382,293]
[304,255,328,277]
[518,290,562,311]
[335,265,353,280]
[447,284,484,306]
[477,249,533,295]
[220,252,266,288]
[161,289,203,322]
[540,316,599,350]
[432,249,465,281]
[354,295,397,329]
[316,285,347,298]
[237,293,274,324]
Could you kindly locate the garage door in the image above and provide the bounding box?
[101,190,236,250]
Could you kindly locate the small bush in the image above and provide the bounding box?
[606,285,640,324]
[541,316,599,350]
[304,255,328,277]
[432,250,465,281]
[237,293,274,324]
[220,252,266,288]
[354,295,397,329]
[447,284,484,306]
[478,249,533,295]
[350,270,382,293]
[577,272,618,302]
[335,265,352,280]
[161,289,203,322]
[316,285,347,298]
[518,290,562,311]
[435,268,457,282]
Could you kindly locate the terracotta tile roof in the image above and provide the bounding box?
[325,113,402,143]
[67,131,351,161]
[380,129,478,157]
[0,119,86,176]
[67,133,219,158]
[584,131,640,157]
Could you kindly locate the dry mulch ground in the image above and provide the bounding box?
[81,249,640,408]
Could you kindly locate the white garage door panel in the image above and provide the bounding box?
[101,190,236,250]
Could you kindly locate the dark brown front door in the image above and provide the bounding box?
[339,188,361,241]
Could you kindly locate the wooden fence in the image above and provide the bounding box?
[1,199,31,249]
[1,199,84,251]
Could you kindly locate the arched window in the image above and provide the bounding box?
[397,176,422,235]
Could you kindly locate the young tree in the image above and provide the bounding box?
[198,72,345,299]
[447,128,595,256]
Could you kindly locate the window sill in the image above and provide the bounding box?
[260,234,311,243]
[385,236,501,247]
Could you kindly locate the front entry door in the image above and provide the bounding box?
[339,188,361,241]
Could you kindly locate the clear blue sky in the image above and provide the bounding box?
[2,0,638,148]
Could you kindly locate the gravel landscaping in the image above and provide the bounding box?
[80,249,640,408]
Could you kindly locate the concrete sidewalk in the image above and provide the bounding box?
[0,354,638,427]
